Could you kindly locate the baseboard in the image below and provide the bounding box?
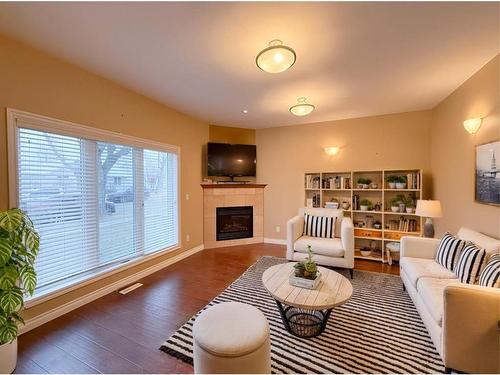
[264,237,286,245]
[20,244,204,335]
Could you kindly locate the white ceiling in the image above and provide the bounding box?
[0,2,498,129]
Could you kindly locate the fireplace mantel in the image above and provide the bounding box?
[202,184,266,249]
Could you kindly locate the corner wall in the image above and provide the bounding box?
[256,111,433,239]
[430,55,499,237]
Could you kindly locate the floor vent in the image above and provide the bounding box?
[119,283,143,295]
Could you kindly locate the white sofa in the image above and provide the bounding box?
[400,227,500,374]
[286,207,354,278]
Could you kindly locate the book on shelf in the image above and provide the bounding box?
[405,172,420,189]
[386,217,418,232]
[305,175,321,189]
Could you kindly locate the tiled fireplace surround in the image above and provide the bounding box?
[202,184,266,249]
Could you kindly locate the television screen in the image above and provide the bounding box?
[207,143,256,177]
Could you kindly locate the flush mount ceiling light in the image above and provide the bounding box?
[324,146,340,156]
[256,39,296,73]
[289,97,315,116]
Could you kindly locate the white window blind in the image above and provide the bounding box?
[15,122,179,297]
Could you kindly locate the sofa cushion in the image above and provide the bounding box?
[479,254,500,288]
[435,232,466,272]
[294,236,344,257]
[400,257,457,289]
[303,214,336,239]
[299,207,343,237]
[457,227,500,255]
[455,243,487,284]
[417,277,460,326]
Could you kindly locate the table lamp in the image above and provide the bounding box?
[415,200,442,238]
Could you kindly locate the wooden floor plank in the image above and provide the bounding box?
[16,243,398,374]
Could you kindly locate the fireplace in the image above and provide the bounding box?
[216,206,253,241]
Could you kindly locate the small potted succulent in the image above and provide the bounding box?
[359,199,373,211]
[395,176,407,189]
[0,209,39,374]
[357,178,372,189]
[291,246,320,289]
[386,175,398,189]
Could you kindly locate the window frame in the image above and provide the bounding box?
[7,108,182,307]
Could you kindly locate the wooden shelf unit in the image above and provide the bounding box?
[304,169,423,263]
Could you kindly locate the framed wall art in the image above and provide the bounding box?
[475,140,500,206]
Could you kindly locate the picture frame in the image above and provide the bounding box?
[475,140,500,206]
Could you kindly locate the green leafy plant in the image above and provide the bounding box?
[357,178,372,185]
[303,245,318,279]
[386,175,399,183]
[360,199,373,210]
[294,246,318,279]
[404,194,416,208]
[395,176,407,183]
[390,194,406,207]
[0,208,39,344]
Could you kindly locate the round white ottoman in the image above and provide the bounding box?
[192,302,271,374]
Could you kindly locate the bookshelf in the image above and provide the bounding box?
[304,169,423,263]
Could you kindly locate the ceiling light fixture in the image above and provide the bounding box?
[256,39,296,74]
[324,146,340,156]
[242,109,248,114]
[463,117,482,134]
[289,97,315,116]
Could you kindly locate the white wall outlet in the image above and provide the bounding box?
[186,234,190,242]
[275,226,281,233]
[185,193,190,200]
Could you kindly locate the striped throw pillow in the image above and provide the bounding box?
[479,254,500,288]
[303,214,337,239]
[455,243,487,284]
[435,233,466,271]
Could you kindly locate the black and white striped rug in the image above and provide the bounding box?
[160,256,445,373]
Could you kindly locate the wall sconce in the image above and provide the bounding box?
[324,146,340,156]
[463,118,482,134]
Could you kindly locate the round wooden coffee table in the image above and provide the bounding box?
[262,262,353,338]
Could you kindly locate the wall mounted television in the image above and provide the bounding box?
[207,142,256,180]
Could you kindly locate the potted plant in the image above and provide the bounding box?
[303,246,318,279]
[390,195,405,212]
[357,178,372,189]
[405,195,416,213]
[0,209,39,374]
[386,175,398,189]
[395,176,407,189]
[291,246,320,289]
[359,199,373,211]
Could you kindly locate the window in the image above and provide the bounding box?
[8,109,179,299]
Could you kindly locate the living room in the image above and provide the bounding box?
[0,2,499,374]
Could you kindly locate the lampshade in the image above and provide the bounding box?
[256,39,296,74]
[463,118,482,134]
[415,200,442,218]
[290,97,315,116]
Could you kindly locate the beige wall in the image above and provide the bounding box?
[0,34,209,319]
[209,124,255,144]
[256,111,433,239]
[431,55,499,237]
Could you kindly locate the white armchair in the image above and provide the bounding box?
[286,207,354,278]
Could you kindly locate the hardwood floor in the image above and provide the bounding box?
[15,243,399,374]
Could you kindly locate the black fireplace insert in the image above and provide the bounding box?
[216,206,253,241]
